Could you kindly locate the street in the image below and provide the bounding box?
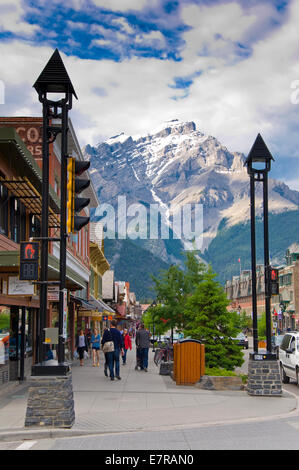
[0,341,299,452]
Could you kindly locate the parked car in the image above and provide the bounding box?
[279,332,299,383]
[271,334,284,359]
[232,333,249,349]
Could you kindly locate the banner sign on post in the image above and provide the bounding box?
[62,288,68,339]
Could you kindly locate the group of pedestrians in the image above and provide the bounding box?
[75,322,151,377]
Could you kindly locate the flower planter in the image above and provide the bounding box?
[195,375,244,391]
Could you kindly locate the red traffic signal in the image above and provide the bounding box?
[20,242,39,261]
[270,268,279,281]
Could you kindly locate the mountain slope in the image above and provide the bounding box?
[85,120,299,293]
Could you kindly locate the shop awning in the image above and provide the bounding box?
[71,294,115,315]
[0,127,60,219]
[0,251,86,291]
[70,295,95,312]
[89,295,115,314]
[0,176,60,228]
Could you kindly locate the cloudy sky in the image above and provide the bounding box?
[1,0,299,188]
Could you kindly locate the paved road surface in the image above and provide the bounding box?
[1,339,299,451]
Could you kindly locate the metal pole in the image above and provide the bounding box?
[19,307,26,381]
[250,174,258,353]
[39,97,50,364]
[58,99,69,365]
[263,171,272,353]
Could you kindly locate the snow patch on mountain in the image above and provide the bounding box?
[85,120,299,251]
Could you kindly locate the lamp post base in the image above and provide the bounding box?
[31,363,70,376]
[247,355,282,396]
[25,369,75,428]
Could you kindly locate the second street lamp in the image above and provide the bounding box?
[244,133,274,356]
[245,133,282,397]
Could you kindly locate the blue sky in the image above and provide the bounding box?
[1,0,299,188]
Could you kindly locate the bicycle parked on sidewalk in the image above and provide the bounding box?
[154,344,173,366]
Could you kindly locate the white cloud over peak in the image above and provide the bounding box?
[1,0,299,189]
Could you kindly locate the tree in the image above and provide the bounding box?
[142,304,170,336]
[151,251,207,335]
[183,267,244,370]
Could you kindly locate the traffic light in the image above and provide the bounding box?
[66,157,90,233]
[19,241,39,280]
[267,267,279,296]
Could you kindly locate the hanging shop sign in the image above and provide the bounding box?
[48,286,60,301]
[8,276,35,296]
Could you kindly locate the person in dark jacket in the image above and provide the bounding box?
[101,320,124,380]
[136,323,151,372]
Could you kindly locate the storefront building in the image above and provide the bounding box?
[0,117,98,386]
[271,249,299,332]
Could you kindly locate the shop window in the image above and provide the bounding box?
[10,197,20,243]
[20,203,26,242]
[29,214,41,238]
[0,176,8,236]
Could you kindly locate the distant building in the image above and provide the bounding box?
[225,247,299,333]
[225,265,270,317]
[271,248,299,332]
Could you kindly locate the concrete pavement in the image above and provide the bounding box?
[0,345,298,442]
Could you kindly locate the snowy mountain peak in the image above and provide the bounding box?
[85,120,299,250]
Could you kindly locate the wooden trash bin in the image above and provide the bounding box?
[173,339,205,385]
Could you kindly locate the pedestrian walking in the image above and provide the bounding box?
[101,320,124,380]
[75,329,89,366]
[91,328,101,367]
[122,328,132,365]
[136,323,151,372]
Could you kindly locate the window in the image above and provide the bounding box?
[289,337,296,353]
[280,334,292,351]
[10,197,20,243]
[0,178,8,236]
[20,203,26,242]
[29,215,41,238]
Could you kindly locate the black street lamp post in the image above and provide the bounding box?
[245,133,274,356]
[32,49,77,374]
[25,49,77,428]
[245,133,282,396]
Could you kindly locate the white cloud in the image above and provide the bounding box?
[1,1,299,188]
[91,0,154,11]
[0,0,40,36]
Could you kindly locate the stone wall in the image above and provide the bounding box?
[25,372,75,428]
[247,359,282,396]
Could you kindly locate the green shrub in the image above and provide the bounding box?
[205,367,247,384]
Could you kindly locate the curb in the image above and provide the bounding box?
[0,388,298,443]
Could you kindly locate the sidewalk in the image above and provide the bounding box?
[0,345,298,441]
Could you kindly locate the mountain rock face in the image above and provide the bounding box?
[84,119,299,254]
